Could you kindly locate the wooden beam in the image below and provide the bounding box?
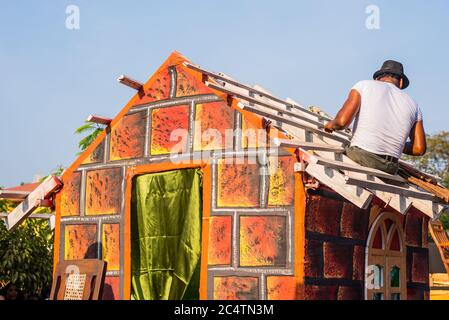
[0,190,30,200]
[117,75,143,91]
[299,152,406,183]
[208,81,351,141]
[6,176,62,231]
[184,61,333,122]
[86,114,112,125]
[233,101,349,144]
[345,175,437,202]
[272,138,345,153]
[305,163,373,209]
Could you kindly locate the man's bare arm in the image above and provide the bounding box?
[324,89,361,133]
[403,120,427,156]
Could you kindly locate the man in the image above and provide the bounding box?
[324,60,426,175]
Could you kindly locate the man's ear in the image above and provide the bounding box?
[399,78,404,89]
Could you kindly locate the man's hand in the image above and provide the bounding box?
[324,120,335,133]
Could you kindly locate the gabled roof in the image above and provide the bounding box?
[184,60,448,218]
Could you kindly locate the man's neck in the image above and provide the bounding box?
[379,78,399,88]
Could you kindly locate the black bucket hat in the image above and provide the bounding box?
[373,60,410,89]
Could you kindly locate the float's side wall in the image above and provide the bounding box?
[54,52,302,300]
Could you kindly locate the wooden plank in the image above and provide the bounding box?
[233,100,349,144]
[206,81,352,141]
[184,62,333,121]
[345,176,437,202]
[6,176,62,231]
[301,153,406,183]
[0,212,55,219]
[86,114,112,125]
[0,190,30,200]
[305,163,373,209]
[272,138,345,153]
[117,75,143,91]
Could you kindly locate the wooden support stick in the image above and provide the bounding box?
[6,176,62,231]
[86,114,112,125]
[345,175,436,201]
[117,75,143,91]
[272,138,345,153]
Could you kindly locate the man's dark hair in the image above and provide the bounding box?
[377,72,401,81]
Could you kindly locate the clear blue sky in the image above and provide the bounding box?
[1,1,448,187]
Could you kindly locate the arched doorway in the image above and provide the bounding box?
[365,212,407,300]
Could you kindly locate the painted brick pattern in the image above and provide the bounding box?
[208,216,232,266]
[267,276,296,300]
[193,102,235,151]
[216,160,260,207]
[82,139,105,164]
[150,105,190,155]
[102,224,120,271]
[110,111,146,161]
[64,224,97,260]
[60,171,81,216]
[213,276,259,300]
[267,156,295,207]
[85,168,122,215]
[239,216,287,267]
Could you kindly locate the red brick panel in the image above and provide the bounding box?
[60,171,81,216]
[213,276,259,300]
[110,111,146,161]
[339,202,369,240]
[85,168,122,215]
[352,245,365,281]
[405,208,423,247]
[266,276,296,300]
[102,223,120,271]
[323,242,353,279]
[305,193,342,236]
[208,216,232,266]
[337,286,363,300]
[217,160,260,208]
[240,216,287,267]
[304,285,337,300]
[64,224,97,260]
[193,102,235,151]
[150,105,190,155]
[411,251,429,283]
[304,238,323,278]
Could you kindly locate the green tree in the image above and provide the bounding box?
[403,131,449,228]
[75,121,106,154]
[402,131,449,188]
[0,205,54,297]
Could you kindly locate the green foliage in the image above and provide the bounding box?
[75,121,105,155]
[0,217,54,296]
[402,131,449,188]
[403,131,449,229]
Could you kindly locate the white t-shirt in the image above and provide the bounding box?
[350,80,422,159]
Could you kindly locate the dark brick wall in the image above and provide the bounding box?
[304,186,429,300]
[304,187,368,300]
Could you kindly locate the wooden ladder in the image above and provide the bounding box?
[429,220,449,274]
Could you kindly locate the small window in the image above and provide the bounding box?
[390,266,400,288]
[373,293,383,300]
[373,265,384,289]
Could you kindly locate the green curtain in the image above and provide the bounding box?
[131,169,202,300]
